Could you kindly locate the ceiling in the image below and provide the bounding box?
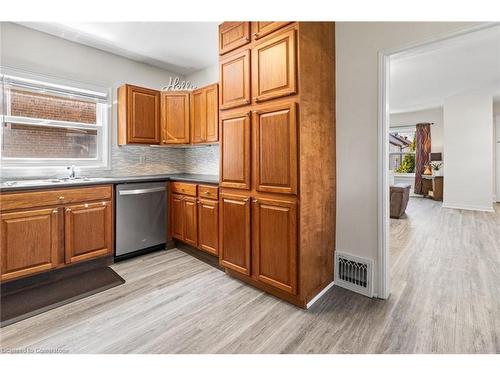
[17,22,220,75]
[390,25,500,113]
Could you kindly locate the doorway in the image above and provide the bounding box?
[377,23,500,298]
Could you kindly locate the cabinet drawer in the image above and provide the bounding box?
[198,185,219,199]
[0,185,113,211]
[170,182,197,196]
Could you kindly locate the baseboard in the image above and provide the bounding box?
[442,203,495,213]
[305,281,335,309]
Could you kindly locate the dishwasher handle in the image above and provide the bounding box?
[118,186,166,196]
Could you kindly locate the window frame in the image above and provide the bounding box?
[388,126,416,176]
[0,67,111,172]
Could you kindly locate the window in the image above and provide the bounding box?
[389,128,416,174]
[1,70,110,170]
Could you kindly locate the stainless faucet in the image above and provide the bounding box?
[67,165,77,179]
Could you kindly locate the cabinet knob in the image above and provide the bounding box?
[243,99,250,104]
[102,201,107,206]
[243,198,250,202]
[65,208,72,212]
[205,191,210,194]
[84,203,89,208]
[253,32,258,37]
[52,209,58,214]
[59,196,65,200]
[253,199,259,203]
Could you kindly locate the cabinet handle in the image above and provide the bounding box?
[243,198,250,202]
[102,201,107,206]
[65,208,71,213]
[59,196,65,200]
[204,191,210,194]
[84,203,89,208]
[253,32,258,37]
[52,209,58,214]
[253,199,258,203]
[243,99,250,104]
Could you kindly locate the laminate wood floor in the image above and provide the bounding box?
[1,198,499,353]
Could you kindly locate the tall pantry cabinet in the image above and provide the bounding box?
[218,22,336,307]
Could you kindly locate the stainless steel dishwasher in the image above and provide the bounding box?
[115,182,167,260]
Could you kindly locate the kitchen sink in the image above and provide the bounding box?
[2,177,107,187]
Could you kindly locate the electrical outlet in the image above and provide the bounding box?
[139,155,146,164]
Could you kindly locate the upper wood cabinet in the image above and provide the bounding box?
[161,91,190,144]
[253,102,298,194]
[219,22,250,55]
[0,207,59,281]
[198,198,219,256]
[191,83,219,144]
[219,194,251,275]
[118,84,161,145]
[252,29,297,103]
[64,201,113,264]
[252,198,297,294]
[220,111,251,190]
[252,22,292,40]
[220,49,251,110]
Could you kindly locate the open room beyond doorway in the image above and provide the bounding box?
[378,23,500,299]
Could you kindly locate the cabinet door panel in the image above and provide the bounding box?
[205,84,219,142]
[183,196,198,247]
[190,89,206,143]
[253,198,297,294]
[252,22,292,40]
[220,50,251,110]
[252,29,297,102]
[171,194,185,240]
[220,112,251,189]
[128,86,161,144]
[162,92,190,144]
[254,102,297,194]
[65,201,112,264]
[198,199,219,255]
[219,22,250,55]
[1,208,59,281]
[219,194,251,275]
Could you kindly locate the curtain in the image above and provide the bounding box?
[414,123,432,195]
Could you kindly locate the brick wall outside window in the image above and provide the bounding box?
[3,89,98,159]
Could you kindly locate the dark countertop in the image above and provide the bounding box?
[0,173,219,192]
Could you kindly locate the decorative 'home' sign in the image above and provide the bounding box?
[162,77,197,91]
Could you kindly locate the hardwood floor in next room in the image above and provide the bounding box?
[1,198,499,353]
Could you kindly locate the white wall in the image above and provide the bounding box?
[390,107,444,153]
[443,91,494,211]
[185,65,218,88]
[335,22,480,295]
[0,22,187,178]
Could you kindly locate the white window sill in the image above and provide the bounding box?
[393,173,415,178]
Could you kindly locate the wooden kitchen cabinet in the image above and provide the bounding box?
[118,84,161,145]
[251,29,297,103]
[190,83,219,144]
[218,22,336,307]
[219,49,251,110]
[219,194,251,275]
[183,196,198,247]
[0,185,115,282]
[171,194,185,240]
[161,91,190,144]
[197,199,219,255]
[220,111,251,189]
[252,198,297,294]
[64,201,113,264]
[252,22,292,40]
[253,102,298,195]
[219,22,250,55]
[0,207,59,281]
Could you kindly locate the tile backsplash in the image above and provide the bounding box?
[184,145,219,175]
[1,144,219,180]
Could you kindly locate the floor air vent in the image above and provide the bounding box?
[335,252,373,297]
